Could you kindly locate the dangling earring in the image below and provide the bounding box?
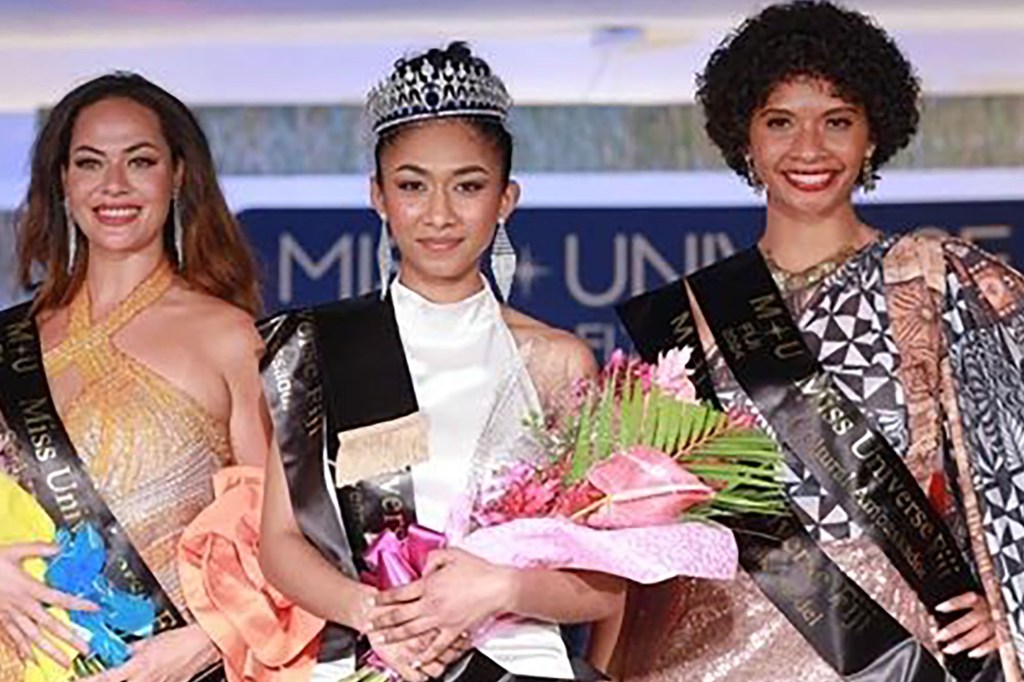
[172,189,185,270]
[745,154,765,195]
[64,198,77,275]
[376,214,393,300]
[860,156,877,193]
[491,218,517,304]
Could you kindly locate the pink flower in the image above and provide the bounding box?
[474,463,563,526]
[652,347,697,403]
[604,351,653,396]
[630,359,653,394]
[583,445,714,529]
[606,348,628,372]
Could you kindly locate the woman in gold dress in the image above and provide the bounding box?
[0,73,268,682]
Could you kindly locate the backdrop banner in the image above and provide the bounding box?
[240,200,1024,360]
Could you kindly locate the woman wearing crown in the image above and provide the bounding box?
[256,43,625,682]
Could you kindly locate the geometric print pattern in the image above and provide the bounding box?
[792,239,910,541]
[714,237,910,542]
[944,264,1024,659]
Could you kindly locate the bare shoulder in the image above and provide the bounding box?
[159,284,261,363]
[503,306,598,380]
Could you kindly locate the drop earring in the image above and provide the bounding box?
[376,214,393,299]
[745,154,765,195]
[64,198,77,275]
[860,156,877,193]
[491,218,517,303]
[173,189,185,270]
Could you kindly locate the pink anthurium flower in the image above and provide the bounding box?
[583,445,714,529]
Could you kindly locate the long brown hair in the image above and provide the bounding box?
[17,72,262,316]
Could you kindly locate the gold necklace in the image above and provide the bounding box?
[761,241,860,293]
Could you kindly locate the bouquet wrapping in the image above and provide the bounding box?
[445,347,784,584]
[344,347,783,681]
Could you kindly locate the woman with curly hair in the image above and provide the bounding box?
[616,2,1024,680]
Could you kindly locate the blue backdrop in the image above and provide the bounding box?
[240,200,1023,360]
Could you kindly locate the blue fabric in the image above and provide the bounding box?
[46,524,156,667]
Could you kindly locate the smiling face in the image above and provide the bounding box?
[748,76,874,220]
[62,96,181,264]
[371,118,518,300]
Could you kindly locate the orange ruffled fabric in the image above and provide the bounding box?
[178,466,323,682]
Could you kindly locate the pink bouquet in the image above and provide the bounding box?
[450,347,785,584]
[339,349,784,681]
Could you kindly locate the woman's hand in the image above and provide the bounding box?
[370,631,471,682]
[935,592,997,659]
[369,548,516,665]
[0,542,97,667]
[82,624,219,682]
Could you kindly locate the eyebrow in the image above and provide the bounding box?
[71,141,161,156]
[757,105,861,117]
[393,163,491,176]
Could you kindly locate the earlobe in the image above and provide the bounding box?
[499,180,522,223]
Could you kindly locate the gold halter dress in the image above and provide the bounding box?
[42,264,232,612]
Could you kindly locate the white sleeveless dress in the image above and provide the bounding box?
[312,278,573,680]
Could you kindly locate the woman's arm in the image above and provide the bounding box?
[257,439,374,631]
[259,443,467,682]
[504,565,625,624]
[218,320,272,468]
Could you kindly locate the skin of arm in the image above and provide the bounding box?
[504,566,625,624]
[258,439,376,632]
[220,316,274,469]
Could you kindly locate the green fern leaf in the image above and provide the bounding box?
[567,396,594,483]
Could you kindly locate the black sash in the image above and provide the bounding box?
[0,303,223,682]
[261,296,431,663]
[618,252,999,681]
[259,296,420,581]
[260,294,605,681]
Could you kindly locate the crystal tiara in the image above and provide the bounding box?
[366,51,512,135]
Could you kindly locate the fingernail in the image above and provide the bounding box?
[943,644,963,655]
[968,649,987,659]
[935,628,949,641]
[936,602,952,613]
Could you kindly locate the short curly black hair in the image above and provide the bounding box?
[696,1,920,186]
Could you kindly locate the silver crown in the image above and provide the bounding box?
[367,54,512,135]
